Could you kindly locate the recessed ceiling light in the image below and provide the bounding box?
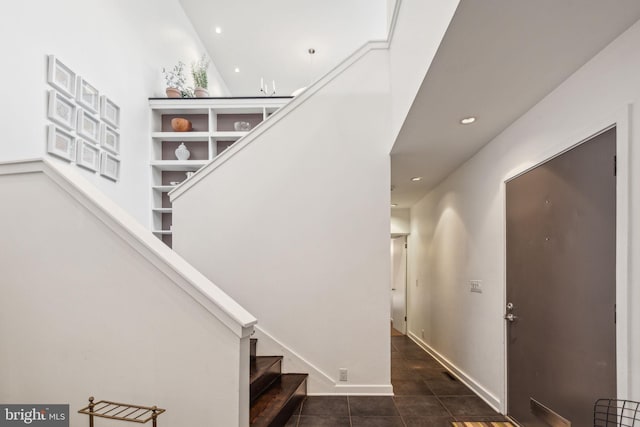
[411,177,422,182]
[234,67,240,73]
[391,204,398,207]
[460,116,476,125]
[215,27,222,34]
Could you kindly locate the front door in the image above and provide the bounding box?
[506,127,617,426]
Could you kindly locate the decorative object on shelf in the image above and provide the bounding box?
[47,55,76,98]
[76,77,100,113]
[47,124,76,161]
[76,139,100,172]
[76,108,100,144]
[191,54,210,98]
[259,77,276,96]
[100,124,120,154]
[48,89,77,130]
[171,117,192,132]
[174,142,190,160]
[100,151,120,181]
[233,121,251,131]
[185,171,195,179]
[100,96,120,128]
[162,61,193,98]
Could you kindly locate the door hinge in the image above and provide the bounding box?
[614,155,617,177]
[614,304,617,324]
[404,316,407,322]
[404,242,407,248]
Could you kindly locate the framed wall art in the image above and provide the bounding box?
[100,124,120,155]
[100,151,120,181]
[76,77,100,114]
[47,124,76,162]
[47,55,76,98]
[100,96,120,128]
[47,90,76,130]
[76,140,100,172]
[76,108,100,144]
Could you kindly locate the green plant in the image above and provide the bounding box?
[162,61,193,97]
[191,54,210,89]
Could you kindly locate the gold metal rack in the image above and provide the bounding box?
[78,397,165,427]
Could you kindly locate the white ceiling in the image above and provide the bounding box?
[179,0,389,96]
[391,0,640,208]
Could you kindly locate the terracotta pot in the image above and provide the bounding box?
[171,118,193,132]
[194,87,209,98]
[166,87,181,98]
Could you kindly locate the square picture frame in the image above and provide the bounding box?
[47,55,76,98]
[76,108,100,144]
[100,151,120,181]
[76,140,100,172]
[100,96,120,128]
[47,90,76,130]
[76,77,100,114]
[100,124,120,155]
[47,124,76,162]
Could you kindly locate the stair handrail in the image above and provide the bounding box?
[0,159,257,338]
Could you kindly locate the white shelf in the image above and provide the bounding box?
[211,131,247,140]
[151,160,208,171]
[152,230,172,235]
[152,185,177,192]
[152,208,173,213]
[151,132,209,140]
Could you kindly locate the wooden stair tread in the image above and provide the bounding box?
[250,356,282,382]
[250,373,308,427]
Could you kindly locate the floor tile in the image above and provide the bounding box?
[392,367,417,380]
[392,379,434,395]
[394,396,450,417]
[351,416,405,426]
[439,396,498,416]
[297,415,351,426]
[403,416,457,426]
[426,378,474,396]
[454,415,511,422]
[349,396,399,416]
[300,396,349,416]
[402,348,435,360]
[418,368,452,381]
[404,359,441,370]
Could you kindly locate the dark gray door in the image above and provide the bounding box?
[506,128,617,426]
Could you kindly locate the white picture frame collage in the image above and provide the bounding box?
[46,55,121,181]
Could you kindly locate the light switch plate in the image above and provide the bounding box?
[470,280,482,293]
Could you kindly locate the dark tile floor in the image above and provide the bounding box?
[285,334,510,427]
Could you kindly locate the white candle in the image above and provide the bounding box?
[272,80,276,94]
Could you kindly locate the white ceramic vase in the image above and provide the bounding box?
[175,143,190,160]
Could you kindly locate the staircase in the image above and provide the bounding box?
[249,338,308,426]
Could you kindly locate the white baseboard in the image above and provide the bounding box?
[407,331,503,412]
[253,326,393,395]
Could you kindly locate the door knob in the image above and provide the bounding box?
[504,313,518,322]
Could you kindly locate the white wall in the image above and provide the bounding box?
[0,161,254,426]
[389,0,459,142]
[172,48,393,394]
[391,207,410,234]
[407,18,640,410]
[0,0,229,225]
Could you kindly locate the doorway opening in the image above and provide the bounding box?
[390,236,407,336]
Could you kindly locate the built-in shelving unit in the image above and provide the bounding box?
[149,97,292,247]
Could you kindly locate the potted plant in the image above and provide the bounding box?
[191,55,210,98]
[162,62,193,98]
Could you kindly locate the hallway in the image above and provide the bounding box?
[285,335,510,426]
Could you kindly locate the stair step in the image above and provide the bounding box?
[250,338,257,360]
[250,373,308,427]
[250,356,283,402]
